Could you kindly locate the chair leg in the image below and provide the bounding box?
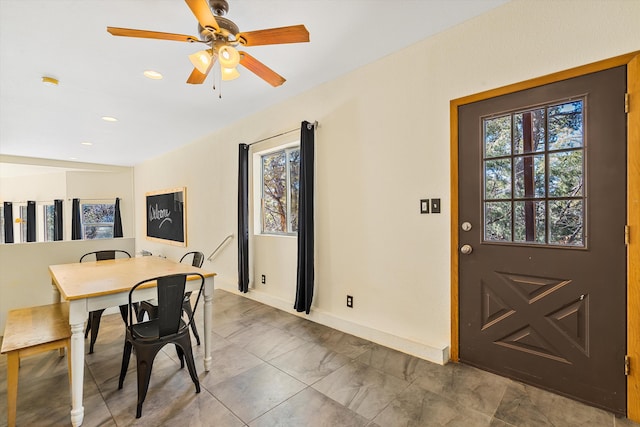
[118,340,133,389]
[176,336,200,393]
[175,345,185,369]
[88,310,105,354]
[84,314,91,339]
[182,301,201,345]
[132,342,164,418]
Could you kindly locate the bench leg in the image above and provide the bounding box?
[7,352,19,427]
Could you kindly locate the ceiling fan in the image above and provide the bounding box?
[107,0,309,87]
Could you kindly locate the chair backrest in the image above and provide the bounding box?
[179,251,204,268]
[80,250,131,263]
[127,273,205,339]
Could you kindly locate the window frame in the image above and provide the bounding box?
[80,200,116,240]
[252,140,300,237]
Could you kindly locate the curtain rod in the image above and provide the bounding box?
[66,197,120,201]
[246,120,318,147]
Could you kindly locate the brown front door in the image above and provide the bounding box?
[458,66,627,414]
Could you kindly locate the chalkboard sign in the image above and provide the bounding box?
[145,187,187,246]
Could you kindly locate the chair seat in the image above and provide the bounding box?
[129,319,188,342]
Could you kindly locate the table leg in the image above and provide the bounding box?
[203,278,214,371]
[51,280,61,303]
[52,281,64,356]
[68,302,85,426]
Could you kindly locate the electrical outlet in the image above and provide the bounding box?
[261,274,266,284]
[346,295,353,308]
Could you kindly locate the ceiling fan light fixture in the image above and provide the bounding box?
[143,70,163,80]
[218,45,240,69]
[221,66,240,81]
[189,50,213,74]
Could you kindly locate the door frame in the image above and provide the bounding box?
[450,51,640,421]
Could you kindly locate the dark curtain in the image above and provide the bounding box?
[114,197,123,238]
[294,121,315,314]
[71,198,82,240]
[53,199,63,241]
[3,202,14,243]
[26,201,36,242]
[238,144,249,293]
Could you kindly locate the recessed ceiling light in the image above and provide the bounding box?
[81,142,93,146]
[143,70,163,80]
[102,116,118,122]
[42,76,59,86]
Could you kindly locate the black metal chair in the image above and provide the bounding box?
[137,251,204,344]
[80,250,131,354]
[118,272,204,418]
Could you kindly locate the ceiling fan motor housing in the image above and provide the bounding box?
[209,0,229,16]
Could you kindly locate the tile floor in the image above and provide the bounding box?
[1,289,638,426]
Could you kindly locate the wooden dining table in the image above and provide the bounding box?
[48,256,216,427]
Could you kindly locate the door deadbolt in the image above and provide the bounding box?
[461,222,472,231]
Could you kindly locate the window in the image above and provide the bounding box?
[81,202,115,239]
[261,146,300,234]
[43,204,55,242]
[19,205,27,243]
[482,98,585,247]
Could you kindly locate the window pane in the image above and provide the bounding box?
[288,148,300,233]
[262,151,287,233]
[514,155,545,198]
[548,101,583,150]
[549,199,583,246]
[19,206,27,243]
[484,202,512,242]
[81,203,115,240]
[484,159,512,199]
[43,205,55,242]
[514,109,545,154]
[548,150,583,197]
[84,225,113,240]
[484,115,511,158]
[514,201,546,243]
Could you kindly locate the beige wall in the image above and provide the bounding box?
[138,0,638,363]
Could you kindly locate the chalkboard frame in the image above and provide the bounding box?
[145,187,187,247]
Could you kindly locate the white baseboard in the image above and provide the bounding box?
[216,280,449,365]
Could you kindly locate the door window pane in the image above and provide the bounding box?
[484,115,512,158]
[484,202,512,242]
[548,101,583,150]
[549,200,583,246]
[514,155,545,198]
[514,201,546,243]
[484,159,512,199]
[548,150,583,197]
[514,109,546,154]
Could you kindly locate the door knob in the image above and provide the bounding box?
[460,244,473,255]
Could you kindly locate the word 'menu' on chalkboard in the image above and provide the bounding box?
[145,188,186,245]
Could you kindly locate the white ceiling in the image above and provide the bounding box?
[0,0,509,167]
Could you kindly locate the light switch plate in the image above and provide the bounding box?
[420,199,430,214]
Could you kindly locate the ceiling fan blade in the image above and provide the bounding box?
[237,25,309,47]
[187,68,208,84]
[107,27,198,43]
[239,51,286,87]
[185,0,220,32]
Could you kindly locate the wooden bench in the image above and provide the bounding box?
[1,303,71,427]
